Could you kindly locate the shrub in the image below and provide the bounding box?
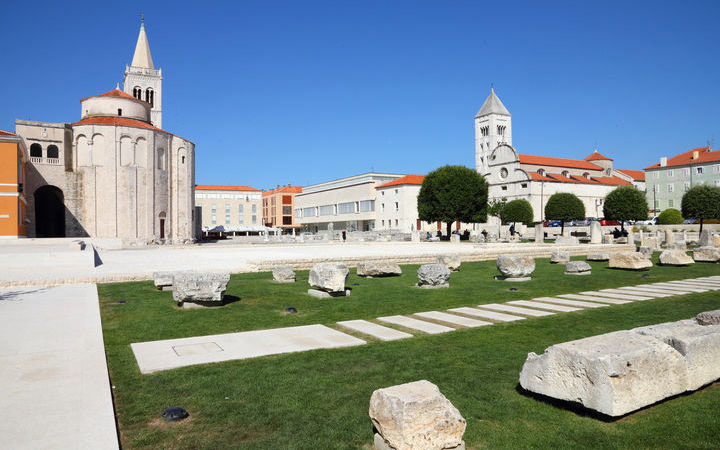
[657,208,683,225]
[544,193,585,234]
[681,185,720,232]
[603,186,648,231]
[501,199,533,225]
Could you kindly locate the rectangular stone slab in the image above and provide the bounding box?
[131,324,366,374]
[507,300,582,312]
[615,287,675,297]
[557,293,632,304]
[519,330,688,416]
[579,291,651,301]
[414,311,492,328]
[667,281,720,290]
[337,320,413,341]
[377,316,455,334]
[477,303,555,317]
[632,284,692,295]
[597,288,659,300]
[679,279,720,288]
[447,307,525,322]
[532,297,608,309]
[650,283,708,293]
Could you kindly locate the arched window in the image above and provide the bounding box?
[583,172,590,179]
[537,168,545,176]
[30,143,42,157]
[133,87,142,100]
[561,170,569,177]
[145,88,154,106]
[47,145,59,159]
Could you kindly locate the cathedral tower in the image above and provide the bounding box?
[123,17,163,128]
[474,88,511,175]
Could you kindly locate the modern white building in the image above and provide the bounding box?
[194,185,262,230]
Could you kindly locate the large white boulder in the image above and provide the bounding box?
[642,236,660,250]
[550,251,570,264]
[357,261,402,277]
[436,254,461,271]
[696,309,720,326]
[496,255,535,280]
[658,249,694,266]
[565,260,591,275]
[519,330,688,416]
[369,380,466,450]
[172,272,231,304]
[308,263,349,292]
[153,271,174,290]
[272,266,296,283]
[555,236,579,245]
[608,252,652,270]
[693,247,720,262]
[417,264,451,288]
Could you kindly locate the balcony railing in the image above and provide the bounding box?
[30,157,62,165]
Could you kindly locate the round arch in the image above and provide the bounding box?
[34,185,65,237]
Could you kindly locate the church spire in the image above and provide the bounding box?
[131,15,154,69]
[475,87,511,118]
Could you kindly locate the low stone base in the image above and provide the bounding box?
[416,283,450,289]
[160,285,173,291]
[373,433,465,450]
[307,288,351,298]
[564,271,591,276]
[272,279,296,284]
[180,301,223,309]
[495,276,532,282]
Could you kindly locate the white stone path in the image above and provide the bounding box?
[131,276,720,374]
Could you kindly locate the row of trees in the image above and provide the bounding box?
[416,165,720,234]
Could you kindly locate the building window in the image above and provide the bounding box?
[252,204,257,213]
[30,143,42,157]
[145,88,154,106]
[714,180,720,187]
[561,170,569,177]
[225,215,230,224]
[696,167,704,174]
[358,200,374,212]
[381,203,385,212]
[684,181,690,191]
[282,205,292,215]
[225,204,230,213]
[497,125,506,136]
[338,202,355,214]
[395,219,399,226]
[211,214,216,224]
[667,184,674,192]
[252,215,257,224]
[238,204,243,213]
[668,199,674,207]
[394,189,398,195]
[302,207,315,217]
[683,168,690,176]
[394,202,399,212]
[211,204,216,212]
[381,220,385,226]
[499,168,508,179]
[667,170,674,178]
[381,191,385,196]
[238,215,244,224]
[319,205,334,216]
[654,200,659,208]
[47,145,59,159]
[501,185,508,191]
[654,171,660,179]
[521,183,528,188]
[714,165,720,173]
[537,169,545,176]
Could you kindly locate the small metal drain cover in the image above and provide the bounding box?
[161,406,189,421]
[509,288,518,292]
[285,307,298,314]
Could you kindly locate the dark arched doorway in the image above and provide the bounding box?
[34,185,66,237]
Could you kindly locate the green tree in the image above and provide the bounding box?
[417,165,488,237]
[544,192,585,234]
[681,185,720,233]
[487,199,506,221]
[603,186,648,232]
[502,199,533,225]
[657,208,684,225]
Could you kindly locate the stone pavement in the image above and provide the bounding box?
[130,275,720,374]
[0,284,118,449]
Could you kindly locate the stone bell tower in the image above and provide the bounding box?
[123,16,163,128]
[474,88,512,175]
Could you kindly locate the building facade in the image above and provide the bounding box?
[13,20,195,243]
[195,185,261,229]
[645,147,720,213]
[475,89,645,221]
[262,185,302,231]
[375,175,437,232]
[0,131,29,238]
[294,173,402,232]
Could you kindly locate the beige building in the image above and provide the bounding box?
[294,173,402,232]
[195,185,261,230]
[14,21,195,243]
[262,186,302,232]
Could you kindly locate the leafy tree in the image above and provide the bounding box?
[657,208,683,225]
[502,199,533,225]
[544,192,585,234]
[487,199,506,221]
[417,165,488,237]
[603,186,648,232]
[681,185,720,233]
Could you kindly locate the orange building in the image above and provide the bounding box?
[0,130,29,238]
[262,185,302,232]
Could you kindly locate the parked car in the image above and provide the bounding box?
[599,218,620,226]
[683,218,697,224]
[545,220,562,227]
[571,218,595,227]
[636,216,658,226]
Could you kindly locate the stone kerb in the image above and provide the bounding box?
[369,380,466,450]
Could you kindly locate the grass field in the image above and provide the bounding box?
[98,255,720,449]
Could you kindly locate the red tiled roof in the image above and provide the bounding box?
[546,173,584,183]
[519,154,602,171]
[375,174,425,189]
[592,176,632,186]
[195,185,260,192]
[616,168,645,181]
[0,130,16,136]
[584,151,613,161]
[262,186,303,196]
[533,172,631,186]
[644,147,720,170]
[529,172,555,182]
[72,116,162,132]
[79,89,151,106]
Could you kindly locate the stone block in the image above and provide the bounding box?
[308,288,351,298]
[586,253,610,261]
[609,252,652,270]
[696,310,720,326]
[369,380,466,450]
[550,251,570,264]
[665,229,675,245]
[565,260,591,275]
[357,261,402,277]
[519,330,688,416]
[642,236,660,250]
[698,229,712,247]
[436,254,461,271]
[590,221,602,244]
[308,263,349,292]
[714,234,720,247]
[637,246,653,258]
[172,272,231,305]
[693,247,720,262]
[496,255,535,280]
[153,271,174,290]
[417,264,451,288]
[667,241,687,250]
[450,234,460,243]
[555,236,579,245]
[272,266,296,283]
[534,224,544,243]
[659,250,694,266]
[602,234,614,244]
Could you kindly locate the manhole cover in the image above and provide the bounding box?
[161,406,189,421]
[285,307,298,314]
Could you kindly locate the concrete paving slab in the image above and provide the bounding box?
[131,324,366,374]
[597,288,659,300]
[377,315,455,334]
[447,307,525,322]
[532,297,608,308]
[680,279,720,287]
[0,284,118,450]
[650,282,708,293]
[337,320,413,341]
[668,280,720,290]
[477,303,555,317]
[633,284,692,294]
[557,294,632,305]
[615,287,675,297]
[579,290,652,301]
[507,300,582,312]
[413,311,492,328]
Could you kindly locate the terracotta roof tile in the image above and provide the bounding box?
[519,154,603,171]
[590,176,632,186]
[529,172,555,182]
[195,185,260,192]
[0,130,16,136]
[644,147,720,170]
[375,174,425,189]
[72,116,162,132]
[80,89,151,106]
[535,172,630,186]
[616,168,645,181]
[584,151,613,161]
[262,186,303,196]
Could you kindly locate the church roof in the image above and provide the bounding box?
[475,88,511,117]
[131,21,154,69]
[644,146,720,170]
[80,89,151,106]
[262,186,303,196]
[0,130,16,136]
[530,171,631,186]
[584,150,613,161]
[519,154,603,171]
[616,168,645,181]
[72,116,162,132]
[375,174,425,189]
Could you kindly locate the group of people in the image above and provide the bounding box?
[425,229,471,241]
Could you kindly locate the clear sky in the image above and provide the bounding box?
[2,1,719,189]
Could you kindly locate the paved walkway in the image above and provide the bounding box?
[130,275,720,374]
[0,284,118,450]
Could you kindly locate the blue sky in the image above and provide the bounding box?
[2,1,719,189]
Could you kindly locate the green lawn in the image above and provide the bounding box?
[99,256,720,449]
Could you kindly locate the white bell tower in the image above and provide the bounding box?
[474,88,511,175]
[123,16,163,128]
